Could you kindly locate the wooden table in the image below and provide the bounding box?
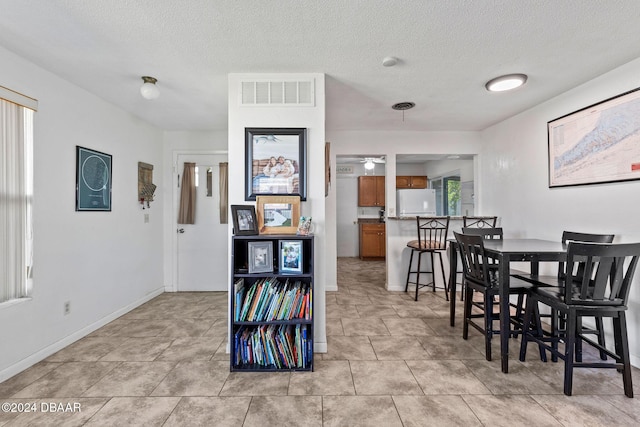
[448,238,567,373]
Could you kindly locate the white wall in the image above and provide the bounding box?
[228,73,327,352]
[480,57,640,366]
[0,46,165,381]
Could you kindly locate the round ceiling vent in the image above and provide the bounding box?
[392,102,415,110]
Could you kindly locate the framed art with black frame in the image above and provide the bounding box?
[548,86,640,188]
[76,146,112,211]
[248,241,274,274]
[245,127,307,201]
[231,205,259,236]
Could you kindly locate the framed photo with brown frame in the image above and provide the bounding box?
[256,195,300,235]
[248,241,273,274]
[230,205,259,236]
[548,86,640,188]
[245,127,307,201]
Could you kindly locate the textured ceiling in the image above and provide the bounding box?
[2,0,640,132]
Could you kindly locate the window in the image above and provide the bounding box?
[431,174,461,216]
[1,86,36,304]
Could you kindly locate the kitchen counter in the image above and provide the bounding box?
[358,218,384,224]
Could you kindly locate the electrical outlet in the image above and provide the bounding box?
[64,301,70,315]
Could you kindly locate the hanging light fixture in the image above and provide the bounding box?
[140,76,160,100]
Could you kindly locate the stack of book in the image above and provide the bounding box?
[233,323,311,369]
[234,277,312,322]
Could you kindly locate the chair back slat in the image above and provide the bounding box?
[416,216,450,250]
[559,231,615,281]
[462,227,503,240]
[462,216,497,228]
[565,242,640,306]
[454,231,490,287]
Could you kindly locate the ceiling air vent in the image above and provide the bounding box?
[240,79,315,107]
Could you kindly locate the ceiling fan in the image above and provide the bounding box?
[360,156,386,170]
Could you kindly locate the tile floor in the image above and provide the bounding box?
[1,257,640,426]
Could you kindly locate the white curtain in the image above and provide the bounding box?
[1,98,34,303]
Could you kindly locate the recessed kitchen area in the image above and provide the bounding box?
[336,153,475,289]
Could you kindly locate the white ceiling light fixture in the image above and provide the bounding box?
[140,76,160,100]
[364,159,375,170]
[485,73,528,92]
[382,56,398,67]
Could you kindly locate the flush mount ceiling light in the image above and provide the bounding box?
[364,159,375,170]
[485,73,528,92]
[140,76,160,100]
[382,56,398,67]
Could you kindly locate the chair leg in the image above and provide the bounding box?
[563,311,576,396]
[532,303,547,362]
[550,309,559,362]
[613,312,633,398]
[415,252,422,301]
[595,316,607,361]
[575,317,584,363]
[404,250,415,293]
[436,251,449,301]
[519,294,534,361]
[484,291,493,361]
[429,252,436,293]
[462,286,472,340]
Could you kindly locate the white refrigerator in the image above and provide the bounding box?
[396,189,437,216]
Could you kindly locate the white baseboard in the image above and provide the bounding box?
[0,287,164,383]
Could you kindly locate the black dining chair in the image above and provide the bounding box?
[454,231,534,361]
[512,231,615,361]
[405,216,450,301]
[519,241,640,397]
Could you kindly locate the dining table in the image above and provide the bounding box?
[448,238,567,373]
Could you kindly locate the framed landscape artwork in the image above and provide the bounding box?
[245,127,307,201]
[548,86,640,188]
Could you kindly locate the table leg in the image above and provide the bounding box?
[499,254,510,373]
[448,242,457,326]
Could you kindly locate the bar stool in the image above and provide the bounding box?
[404,216,450,301]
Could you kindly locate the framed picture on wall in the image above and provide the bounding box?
[245,127,307,201]
[76,146,112,211]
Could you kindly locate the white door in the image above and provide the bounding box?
[175,154,228,291]
[336,177,359,257]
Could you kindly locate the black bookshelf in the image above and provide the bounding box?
[230,234,314,371]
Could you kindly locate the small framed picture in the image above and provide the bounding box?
[248,241,273,274]
[231,205,259,236]
[280,240,303,274]
[256,195,300,235]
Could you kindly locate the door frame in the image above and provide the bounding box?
[170,149,228,292]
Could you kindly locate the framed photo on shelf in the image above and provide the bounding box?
[280,240,303,274]
[548,86,640,188]
[230,205,259,235]
[245,127,307,201]
[256,195,300,235]
[248,241,273,274]
[76,146,112,211]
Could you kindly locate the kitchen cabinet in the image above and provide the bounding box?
[359,223,386,259]
[358,176,385,206]
[396,175,428,189]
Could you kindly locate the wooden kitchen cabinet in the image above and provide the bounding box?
[358,176,385,206]
[359,223,386,259]
[396,175,428,189]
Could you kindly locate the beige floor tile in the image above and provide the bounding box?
[382,317,436,336]
[220,372,291,396]
[326,303,361,319]
[83,361,175,397]
[461,359,559,395]
[83,397,180,426]
[370,336,432,360]
[323,395,403,427]
[151,360,229,396]
[155,336,222,361]
[288,360,355,395]
[159,318,217,337]
[393,395,483,426]
[341,318,390,336]
[163,396,251,427]
[0,362,62,398]
[325,318,345,336]
[350,360,422,395]
[355,304,399,318]
[406,360,491,395]
[243,396,322,427]
[393,304,440,318]
[418,335,486,359]
[532,394,640,426]
[12,362,119,398]
[98,336,173,361]
[0,397,108,427]
[322,336,377,360]
[45,337,124,362]
[463,395,563,427]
